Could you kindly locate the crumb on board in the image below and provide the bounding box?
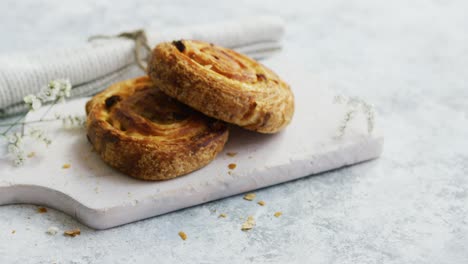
[27,152,35,158]
[228,163,237,170]
[243,193,256,201]
[228,171,232,175]
[219,213,227,218]
[257,201,265,206]
[62,163,71,169]
[11,230,15,234]
[274,212,283,217]
[46,226,59,235]
[64,228,80,237]
[178,231,187,241]
[226,152,237,157]
[241,216,255,231]
[37,207,47,213]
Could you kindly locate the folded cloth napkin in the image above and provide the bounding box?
[0,16,284,117]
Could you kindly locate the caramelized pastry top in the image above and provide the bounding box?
[86,77,228,181]
[148,40,294,133]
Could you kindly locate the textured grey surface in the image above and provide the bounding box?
[0,0,467,263]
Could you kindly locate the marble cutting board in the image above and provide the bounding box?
[0,61,384,229]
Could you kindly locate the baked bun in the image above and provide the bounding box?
[86,77,229,181]
[148,40,294,134]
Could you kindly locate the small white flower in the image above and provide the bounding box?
[23,94,42,111]
[334,95,375,139]
[7,133,23,146]
[8,144,20,155]
[7,134,17,144]
[14,157,24,166]
[55,79,72,100]
[46,226,59,235]
[7,133,25,166]
[333,94,346,104]
[29,128,52,146]
[56,114,86,128]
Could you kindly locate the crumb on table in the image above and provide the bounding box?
[219,213,227,218]
[274,212,283,217]
[11,230,15,234]
[178,231,187,240]
[243,193,256,201]
[226,152,237,157]
[37,207,47,213]
[228,163,237,170]
[257,201,265,206]
[62,163,71,169]
[64,228,80,237]
[241,216,255,231]
[27,152,35,158]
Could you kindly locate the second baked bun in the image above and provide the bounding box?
[86,77,228,181]
[148,40,294,134]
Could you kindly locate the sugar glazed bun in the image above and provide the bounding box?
[86,77,229,181]
[148,40,294,134]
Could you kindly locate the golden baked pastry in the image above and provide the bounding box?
[85,77,229,181]
[148,40,294,134]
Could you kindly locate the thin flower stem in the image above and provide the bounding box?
[0,118,59,127]
[1,114,26,136]
[39,98,59,121]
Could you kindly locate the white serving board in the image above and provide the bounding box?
[0,61,383,229]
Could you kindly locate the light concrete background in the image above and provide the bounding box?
[0,0,467,263]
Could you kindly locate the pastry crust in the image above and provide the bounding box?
[148,40,294,133]
[86,77,229,181]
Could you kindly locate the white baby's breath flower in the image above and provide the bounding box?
[35,78,72,103]
[56,114,86,128]
[23,94,42,111]
[7,133,25,166]
[334,95,375,139]
[7,133,23,145]
[55,79,72,100]
[7,144,20,155]
[14,157,25,166]
[3,78,74,166]
[46,226,59,235]
[7,134,18,144]
[29,128,52,146]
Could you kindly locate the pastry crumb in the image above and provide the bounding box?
[228,171,232,175]
[219,213,227,218]
[46,226,59,235]
[241,216,255,231]
[62,163,71,169]
[274,212,283,217]
[37,207,47,213]
[11,230,15,234]
[64,228,80,237]
[178,231,187,240]
[243,193,256,201]
[27,152,35,158]
[226,152,237,157]
[228,163,237,170]
[257,201,265,206]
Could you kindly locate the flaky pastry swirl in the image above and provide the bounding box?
[148,40,294,133]
[86,77,228,181]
